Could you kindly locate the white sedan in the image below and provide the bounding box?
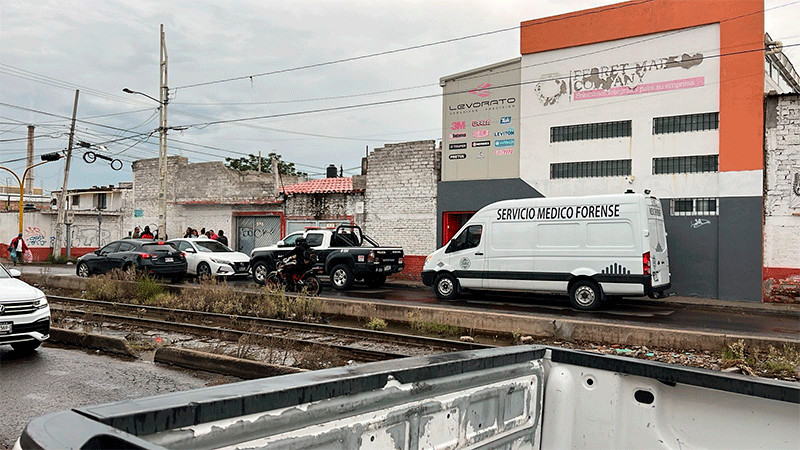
[168,238,250,278]
[0,264,50,354]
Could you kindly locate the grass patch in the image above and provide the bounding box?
[407,312,466,337]
[364,317,388,331]
[722,340,800,379]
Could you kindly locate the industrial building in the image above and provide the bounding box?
[439,0,799,301]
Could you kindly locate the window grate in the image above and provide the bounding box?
[653,112,718,134]
[550,120,632,143]
[550,159,631,179]
[653,155,718,174]
[669,197,719,216]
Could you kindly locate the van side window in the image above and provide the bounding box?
[446,225,482,253]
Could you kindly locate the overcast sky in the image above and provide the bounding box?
[1,0,797,193]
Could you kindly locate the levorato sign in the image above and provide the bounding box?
[496,204,621,221]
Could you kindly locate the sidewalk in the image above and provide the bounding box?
[387,277,800,317]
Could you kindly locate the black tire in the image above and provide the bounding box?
[569,279,604,311]
[196,262,212,280]
[434,273,459,300]
[252,261,269,285]
[265,272,283,290]
[11,340,42,354]
[76,262,90,278]
[330,264,353,290]
[364,274,387,288]
[302,275,322,296]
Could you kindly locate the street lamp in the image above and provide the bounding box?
[0,152,63,234]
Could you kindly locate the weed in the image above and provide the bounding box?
[295,345,343,370]
[407,311,466,336]
[364,317,388,331]
[135,276,165,301]
[721,340,800,379]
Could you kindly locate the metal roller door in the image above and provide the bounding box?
[236,216,281,255]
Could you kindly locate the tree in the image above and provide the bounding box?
[225,152,306,176]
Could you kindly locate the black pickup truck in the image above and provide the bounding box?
[249,224,404,290]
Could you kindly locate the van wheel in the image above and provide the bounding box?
[569,280,604,310]
[434,273,459,300]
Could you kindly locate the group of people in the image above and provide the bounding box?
[183,227,228,246]
[130,226,155,239]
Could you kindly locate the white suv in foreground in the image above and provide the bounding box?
[0,264,50,354]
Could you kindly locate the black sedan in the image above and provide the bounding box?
[76,239,187,280]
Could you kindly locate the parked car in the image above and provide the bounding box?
[0,263,50,354]
[167,238,250,278]
[76,239,187,281]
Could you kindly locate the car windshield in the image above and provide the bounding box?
[0,264,11,279]
[195,240,232,253]
[140,243,176,253]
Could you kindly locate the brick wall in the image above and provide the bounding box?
[763,94,800,303]
[365,140,439,280]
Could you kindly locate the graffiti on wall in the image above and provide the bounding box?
[71,225,112,247]
[24,226,47,247]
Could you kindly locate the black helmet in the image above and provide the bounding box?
[296,237,307,245]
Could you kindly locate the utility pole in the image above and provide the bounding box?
[258,150,262,173]
[53,89,80,258]
[272,155,280,198]
[25,125,34,194]
[157,23,169,240]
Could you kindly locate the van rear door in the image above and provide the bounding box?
[646,198,670,288]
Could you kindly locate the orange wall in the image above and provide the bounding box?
[520,0,764,172]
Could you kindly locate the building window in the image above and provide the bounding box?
[653,112,718,134]
[550,159,631,179]
[96,193,107,210]
[653,155,718,174]
[550,120,631,143]
[669,197,719,216]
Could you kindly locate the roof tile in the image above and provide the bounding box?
[281,177,359,194]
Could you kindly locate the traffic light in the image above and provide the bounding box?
[40,152,63,162]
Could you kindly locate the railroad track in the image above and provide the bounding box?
[48,295,494,363]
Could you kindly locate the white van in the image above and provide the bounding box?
[422,193,670,310]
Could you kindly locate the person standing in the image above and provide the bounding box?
[9,233,29,266]
[140,226,154,239]
[132,227,141,238]
[216,230,228,246]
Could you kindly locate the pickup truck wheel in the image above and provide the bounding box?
[252,261,270,285]
[365,274,386,288]
[330,264,353,290]
[434,273,459,300]
[569,279,604,311]
[11,340,41,354]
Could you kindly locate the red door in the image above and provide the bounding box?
[442,211,476,244]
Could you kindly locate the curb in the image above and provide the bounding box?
[49,328,136,357]
[155,347,307,379]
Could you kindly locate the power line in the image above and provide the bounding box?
[173,0,655,90]
[173,42,800,130]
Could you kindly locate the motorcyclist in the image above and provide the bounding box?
[282,237,314,287]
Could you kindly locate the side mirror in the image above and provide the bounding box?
[185,248,196,254]
[94,250,101,255]
[8,268,21,278]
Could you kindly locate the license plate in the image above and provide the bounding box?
[384,265,391,271]
[165,257,174,263]
[0,322,11,334]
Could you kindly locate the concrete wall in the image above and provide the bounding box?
[284,191,364,225]
[763,94,800,303]
[364,141,438,279]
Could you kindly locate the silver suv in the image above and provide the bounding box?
[0,264,50,353]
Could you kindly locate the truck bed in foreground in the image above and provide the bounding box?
[18,346,799,449]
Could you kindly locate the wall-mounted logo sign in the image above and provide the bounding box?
[472,140,490,147]
[449,142,467,150]
[469,83,492,98]
[451,121,466,130]
[495,148,514,156]
[449,132,467,140]
[500,116,512,124]
[494,139,515,148]
[449,153,467,160]
[449,97,516,111]
[494,127,515,137]
[472,120,490,127]
[472,129,489,138]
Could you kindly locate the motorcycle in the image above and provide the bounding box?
[266,257,322,296]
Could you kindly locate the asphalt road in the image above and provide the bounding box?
[21,265,800,341]
[0,343,236,450]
